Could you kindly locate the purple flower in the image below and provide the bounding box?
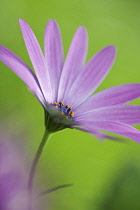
[0,19,140,142]
[0,140,28,210]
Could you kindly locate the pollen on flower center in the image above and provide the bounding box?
[53,101,75,119]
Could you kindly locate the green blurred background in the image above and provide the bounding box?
[0,0,140,209]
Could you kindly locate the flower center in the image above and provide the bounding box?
[53,101,75,119]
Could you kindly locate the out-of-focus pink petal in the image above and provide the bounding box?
[57,26,88,102]
[44,19,64,102]
[78,121,140,143]
[74,83,140,115]
[65,46,116,108]
[75,105,140,125]
[0,45,45,104]
[0,141,28,209]
[19,19,52,103]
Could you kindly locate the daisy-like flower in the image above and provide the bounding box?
[0,19,140,142]
[1,19,140,209]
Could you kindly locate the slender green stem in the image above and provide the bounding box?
[28,129,50,210]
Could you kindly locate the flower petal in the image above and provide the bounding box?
[74,83,140,115]
[0,45,44,104]
[57,26,88,102]
[78,121,140,143]
[44,19,64,102]
[76,126,123,142]
[19,19,52,103]
[65,46,116,108]
[75,105,140,125]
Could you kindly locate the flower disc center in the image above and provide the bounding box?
[53,101,75,119]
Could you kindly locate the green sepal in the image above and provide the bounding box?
[44,107,74,133]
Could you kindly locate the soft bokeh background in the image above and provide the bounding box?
[0,0,140,209]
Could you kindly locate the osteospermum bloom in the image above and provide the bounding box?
[1,19,140,142]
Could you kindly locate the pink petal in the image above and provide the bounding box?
[76,126,123,142]
[75,105,140,125]
[19,19,52,103]
[0,45,44,104]
[74,83,140,115]
[78,121,140,143]
[44,19,64,102]
[57,26,88,102]
[65,46,116,108]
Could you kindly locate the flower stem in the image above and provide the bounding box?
[28,129,50,210]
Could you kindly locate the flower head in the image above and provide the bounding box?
[0,19,140,142]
